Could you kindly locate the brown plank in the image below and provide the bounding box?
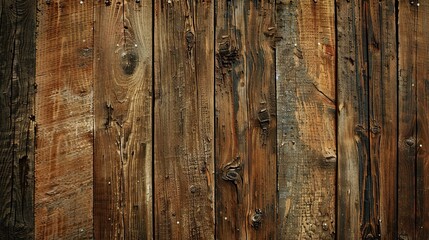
[398,1,418,239]
[93,0,153,238]
[415,1,429,239]
[276,0,336,239]
[154,1,214,239]
[0,0,36,238]
[34,0,93,238]
[336,0,370,238]
[215,1,276,239]
[367,1,397,239]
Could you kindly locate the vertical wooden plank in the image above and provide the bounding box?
[35,0,93,238]
[154,0,214,239]
[367,1,397,239]
[336,0,370,238]
[215,1,276,239]
[276,0,336,239]
[398,1,417,239]
[0,0,35,238]
[415,1,429,239]
[93,0,153,238]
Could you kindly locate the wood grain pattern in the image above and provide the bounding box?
[215,1,276,239]
[366,1,397,239]
[154,1,214,239]
[0,0,35,238]
[276,0,336,239]
[93,0,153,239]
[415,1,429,239]
[34,0,93,238]
[398,1,418,239]
[336,0,370,238]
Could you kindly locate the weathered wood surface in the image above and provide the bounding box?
[336,0,370,238]
[93,0,153,239]
[215,1,276,239]
[398,1,429,239]
[367,1,397,239]
[415,2,429,238]
[34,0,93,239]
[0,0,429,239]
[0,0,35,239]
[276,0,336,239]
[154,1,214,239]
[337,1,398,239]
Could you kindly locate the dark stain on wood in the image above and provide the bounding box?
[0,0,36,238]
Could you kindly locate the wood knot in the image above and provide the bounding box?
[405,137,415,147]
[250,209,263,229]
[222,159,242,185]
[258,108,270,130]
[120,51,139,75]
[185,31,195,51]
[217,41,239,67]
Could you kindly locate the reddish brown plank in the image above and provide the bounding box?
[276,0,336,238]
[215,1,276,239]
[398,1,418,239]
[0,0,36,238]
[415,1,429,239]
[93,0,153,238]
[154,1,214,239]
[35,0,93,238]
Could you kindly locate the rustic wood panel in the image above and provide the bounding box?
[276,0,336,239]
[0,0,36,238]
[215,1,276,239]
[34,0,93,238]
[336,0,370,238]
[398,1,418,239]
[367,0,397,239]
[415,1,429,239]
[154,1,214,239]
[93,0,153,239]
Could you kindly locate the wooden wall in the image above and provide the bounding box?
[0,0,428,239]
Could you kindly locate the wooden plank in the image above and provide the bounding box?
[154,1,214,239]
[367,1,397,239]
[93,0,153,238]
[336,0,370,238]
[398,1,418,239]
[276,0,336,239]
[34,0,93,238]
[415,1,429,239]
[215,1,276,239]
[0,0,36,238]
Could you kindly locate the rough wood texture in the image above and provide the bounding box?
[367,1,397,239]
[215,1,276,239]
[415,2,429,238]
[276,0,336,239]
[398,1,429,239]
[93,0,153,239]
[336,0,370,238]
[34,0,93,238]
[0,0,35,238]
[154,1,214,239]
[398,1,417,239]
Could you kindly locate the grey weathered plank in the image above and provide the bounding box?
[276,0,336,239]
